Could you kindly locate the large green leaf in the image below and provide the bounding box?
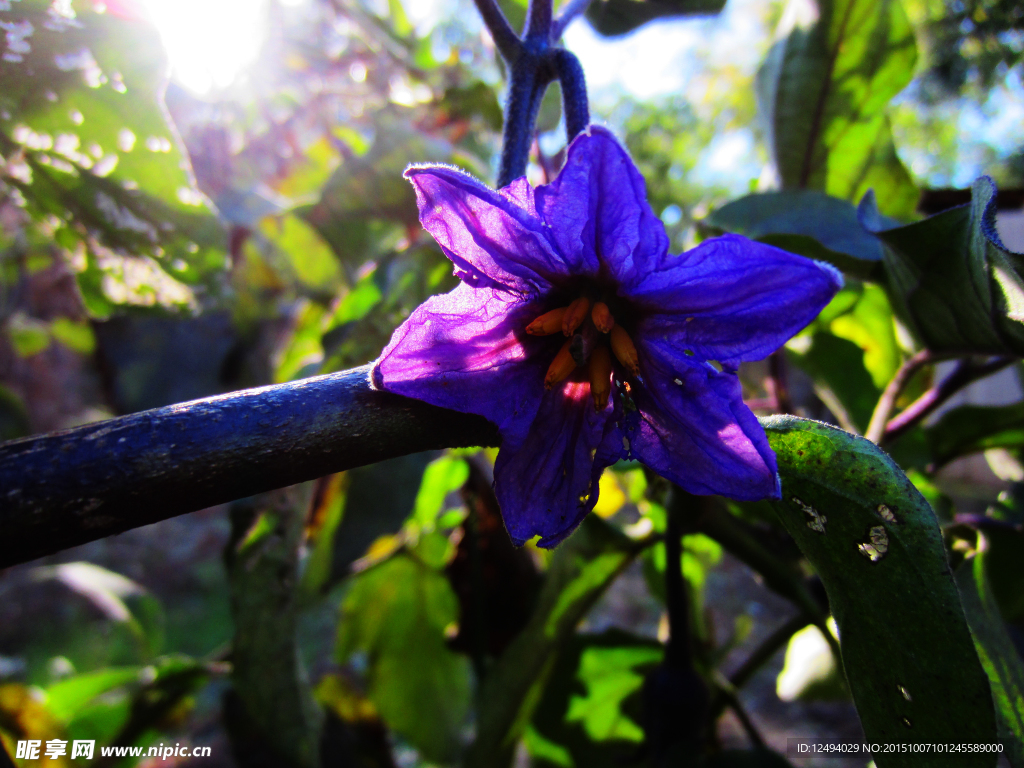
[583,0,725,37]
[465,517,645,768]
[863,177,1024,356]
[704,190,884,280]
[756,0,918,218]
[761,415,997,762]
[336,552,471,764]
[0,0,225,301]
[955,535,1024,768]
[926,402,1024,467]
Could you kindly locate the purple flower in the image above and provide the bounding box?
[372,126,841,547]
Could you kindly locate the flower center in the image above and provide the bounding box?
[526,296,640,410]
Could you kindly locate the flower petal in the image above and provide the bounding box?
[630,234,842,365]
[372,282,548,442]
[628,339,780,501]
[405,165,569,295]
[535,126,668,286]
[494,376,625,547]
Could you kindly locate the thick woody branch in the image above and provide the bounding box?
[0,366,499,569]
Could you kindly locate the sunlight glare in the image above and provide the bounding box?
[139,0,270,94]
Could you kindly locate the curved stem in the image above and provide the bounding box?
[553,48,589,141]
[864,349,933,444]
[882,356,1016,444]
[497,56,555,188]
[0,365,499,568]
[472,0,522,62]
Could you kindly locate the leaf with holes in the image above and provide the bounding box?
[755,0,918,219]
[862,177,1024,356]
[954,534,1024,768]
[760,415,997,762]
[703,190,884,280]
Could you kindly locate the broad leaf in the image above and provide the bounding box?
[529,630,662,768]
[926,402,1024,467]
[466,517,645,768]
[756,0,918,218]
[583,0,725,37]
[761,415,997,760]
[955,535,1024,768]
[704,190,883,280]
[336,553,471,764]
[863,177,1024,356]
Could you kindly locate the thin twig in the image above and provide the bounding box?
[767,351,793,414]
[720,687,766,750]
[728,613,809,691]
[864,349,934,444]
[471,0,522,62]
[882,356,1017,444]
[551,0,593,38]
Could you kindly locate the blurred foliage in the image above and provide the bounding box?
[2,0,1024,765]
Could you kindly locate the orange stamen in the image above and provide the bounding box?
[562,297,591,336]
[526,307,568,336]
[610,325,640,377]
[589,346,612,410]
[591,301,615,333]
[544,340,577,390]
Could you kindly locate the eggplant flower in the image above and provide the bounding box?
[372,126,841,547]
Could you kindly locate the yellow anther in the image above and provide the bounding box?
[544,340,577,390]
[562,297,591,337]
[610,325,640,377]
[591,301,615,333]
[589,346,612,410]
[526,307,567,336]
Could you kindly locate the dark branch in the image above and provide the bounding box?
[882,356,1016,444]
[524,0,554,41]
[551,0,592,39]
[553,48,589,141]
[497,55,555,188]
[0,366,499,569]
[865,349,934,443]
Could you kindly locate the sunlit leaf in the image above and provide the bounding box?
[756,0,919,218]
[336,553,471,764]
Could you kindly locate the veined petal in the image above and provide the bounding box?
[406,165,570,295]
[630,234,842,365]
[372,282,547,442]
[535,126,668,286]
[494,375,624,547]
[630,339,780,501]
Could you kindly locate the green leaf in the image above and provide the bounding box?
[864,177,1024,356]
[529,630,662,768]
[756,0,918,218]
[0,384,30,442]
[955,536,1024,768]
[584,0,725,37]
[787,331,880,433]
[336,553,471,763]
[704,190,884,280]
[828,283,900,390]
[761,415,997,760]
[466,518,645,768]
[412,454,469,530]
[44,668,142,723]
[926,402,1024,467]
